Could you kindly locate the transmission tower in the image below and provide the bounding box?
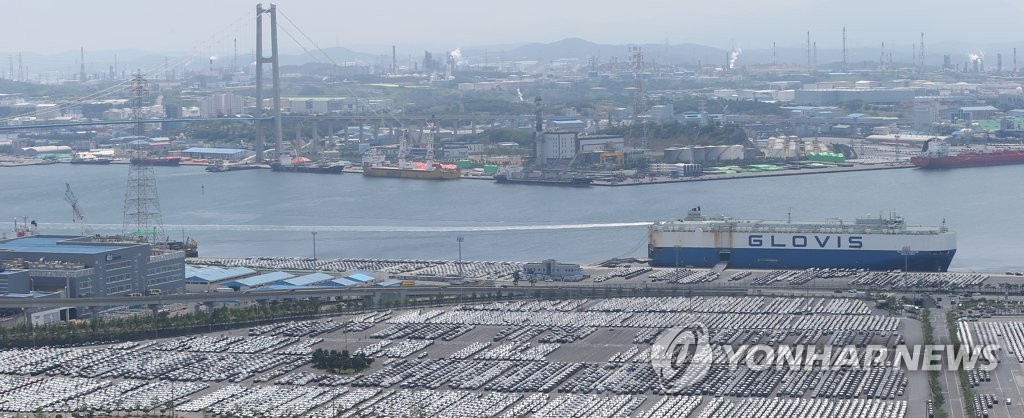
[123,72,165,242]
[630,46,648,151]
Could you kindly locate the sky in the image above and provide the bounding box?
[3,0,1024,55]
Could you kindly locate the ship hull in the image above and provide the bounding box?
[130,157,181,166]
[363,166,460,179]
[911,151,1024,168]
[649,228,957,272]
[70,159,112,165]
[270,163,344,174]
[649,246,955,271]
[494,175,592,187]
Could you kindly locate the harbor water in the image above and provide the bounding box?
[2,163,1022,272]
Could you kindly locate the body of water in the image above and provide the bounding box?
[2,163,1022,272]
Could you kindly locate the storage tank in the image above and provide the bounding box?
[726,145,745,160]
[663,147,682,163]
[677,147,695,163]
[711,145,729,161]
[691,146,707,163]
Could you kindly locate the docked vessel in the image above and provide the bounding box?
[648,208,956,271]
[363,164,460,179]
[270,161,344,174]
[130,156,181,166]
[494,172,592,187]
[911,139,1024,168]
[362,118,460,180]
[70,153,113,165]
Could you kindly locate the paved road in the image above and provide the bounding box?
[931,307,965,418]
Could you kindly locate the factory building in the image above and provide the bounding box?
[0,235,186,298]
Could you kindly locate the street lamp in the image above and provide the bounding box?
[312,231,318,260]
[457,236,464,280]
[899,245,917,273]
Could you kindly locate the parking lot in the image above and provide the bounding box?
[0,293,944,416]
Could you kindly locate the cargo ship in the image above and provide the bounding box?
[494,172,592,187]
[911,139,1024,168]
[648,207,956,271]
[363,164,460,179]
[270,161,344,174]
[362,119,460,180]
[130,156,181,166]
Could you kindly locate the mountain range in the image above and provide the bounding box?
[3,37,1024,76]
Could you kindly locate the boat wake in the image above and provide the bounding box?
[41,222,654,233]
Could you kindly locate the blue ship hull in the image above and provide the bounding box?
[648,246,956,272]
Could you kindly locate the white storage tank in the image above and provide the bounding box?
[663,147,682,163]
[724,144,745,160]
[691,146,707,162]
[678,147,695,163]
[712,145,730,161]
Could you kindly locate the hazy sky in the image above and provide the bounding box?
[5,0,1024,55]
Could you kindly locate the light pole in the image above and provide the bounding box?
[311,231,317,260]
[457,236,464,281]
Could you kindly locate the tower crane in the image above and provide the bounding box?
[64,183,93,236]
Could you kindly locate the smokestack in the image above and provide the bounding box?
[1015,48,1018,75]
[842,26,847,72]
[920,32,925,69]
[772,42,776,68]
[806,31,811,71]
[234,38,238,72]
[880,42,885,70]
[998,53,1003,73]
[392,45,397,74]
[535,96,544,168]
[80,47,86,82]
[813,42,817,69]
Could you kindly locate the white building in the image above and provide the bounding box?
[522,259,582,280]
[538,131,577,161]
[200,93,244,117]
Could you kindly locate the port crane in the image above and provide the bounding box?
[63,183,93,236]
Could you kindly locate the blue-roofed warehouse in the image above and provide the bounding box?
[223,271,294,291]
[330,278,359,286]
[180,147,250,161]
[345,273,376,283]
[185,265,256,292]
[276,272,334,286]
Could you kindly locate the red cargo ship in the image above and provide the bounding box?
[910,139,1024,168]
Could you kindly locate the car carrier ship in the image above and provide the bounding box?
[648,208,956,271]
